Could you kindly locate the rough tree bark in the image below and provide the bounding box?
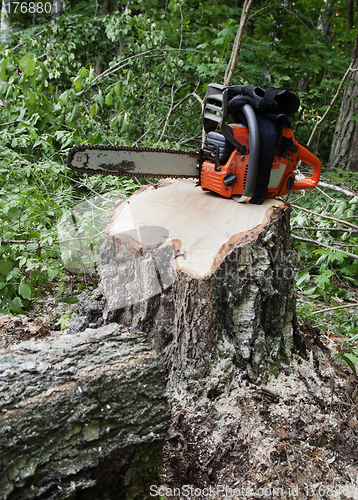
[329,37,358,172]
[0,324,170,500]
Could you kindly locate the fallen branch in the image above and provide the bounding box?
[291,204,358,230]
[291,234,358,260]
[311,302,358,315]
[292,226,358,233]
[76,48,204,97]
[317,181,358,198]
[0,240,37,244]
[315,184,335,202]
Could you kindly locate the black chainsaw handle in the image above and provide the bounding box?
[232,103,259,203]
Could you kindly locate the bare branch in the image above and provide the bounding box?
[224,0,254,86]
[292,234,358,260]
[76,48,205,97]
[315,184,335,202]
[158,85,175,143]
[291,203,358,230]
[0,240,37,244]
[311,302,358,315]
[292,226,358,233]
[318,181,358,197]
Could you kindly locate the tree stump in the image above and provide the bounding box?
[99,178,303,389]
[0,178,303,499]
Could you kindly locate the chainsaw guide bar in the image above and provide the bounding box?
[66,144,200,179]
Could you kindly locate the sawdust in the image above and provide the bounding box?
[0,298,73,349]
[159,322,358,500]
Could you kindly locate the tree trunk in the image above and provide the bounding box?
[94,0,115,76]
[51,0,63,21]
[97,179,302,387]
[348,0,353,29]
[317,0,332,38]
[329,38,358,172]
[0,323,170,500]
[0,0,11,45]
[102,0,114,14]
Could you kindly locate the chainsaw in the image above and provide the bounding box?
[67,83,321,204]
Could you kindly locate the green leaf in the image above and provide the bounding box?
[0,57,8,81]
[110,116,118,128]
[78,67,89,78]
[59,90,70,106]
[19,55,36,76]
[97,92,104,107]
[315,269,334,288]
[38,61,49,80]
[25,92,36,106]
[105,91,113,106]
[89,104,97,117]
[296,270,310,287]
[73,75,82,92]
[338,351,358,379]
[0,260,13,275]
[18,283,32,300]
[54,130,66,140]
[28,230,41,239]
[9,297,22,309]
[18,257,27,268]
[59,296,79,304]
[47,268,59,280]
[7,206,21,221]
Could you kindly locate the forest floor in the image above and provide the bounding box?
[159,321,358,500]
[0,272,98,349]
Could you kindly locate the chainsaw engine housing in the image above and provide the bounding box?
[200,124,320,199]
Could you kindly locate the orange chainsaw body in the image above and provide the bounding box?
[200,124,321,199]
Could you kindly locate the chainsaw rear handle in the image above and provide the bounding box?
[292,143,321,190]
[232,104,259,203]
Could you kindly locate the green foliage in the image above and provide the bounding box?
[291,179,358,377]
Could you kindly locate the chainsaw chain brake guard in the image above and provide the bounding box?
[201,83,321,203]
[202,84,259,202]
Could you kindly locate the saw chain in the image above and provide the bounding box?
[66,144,200,179]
